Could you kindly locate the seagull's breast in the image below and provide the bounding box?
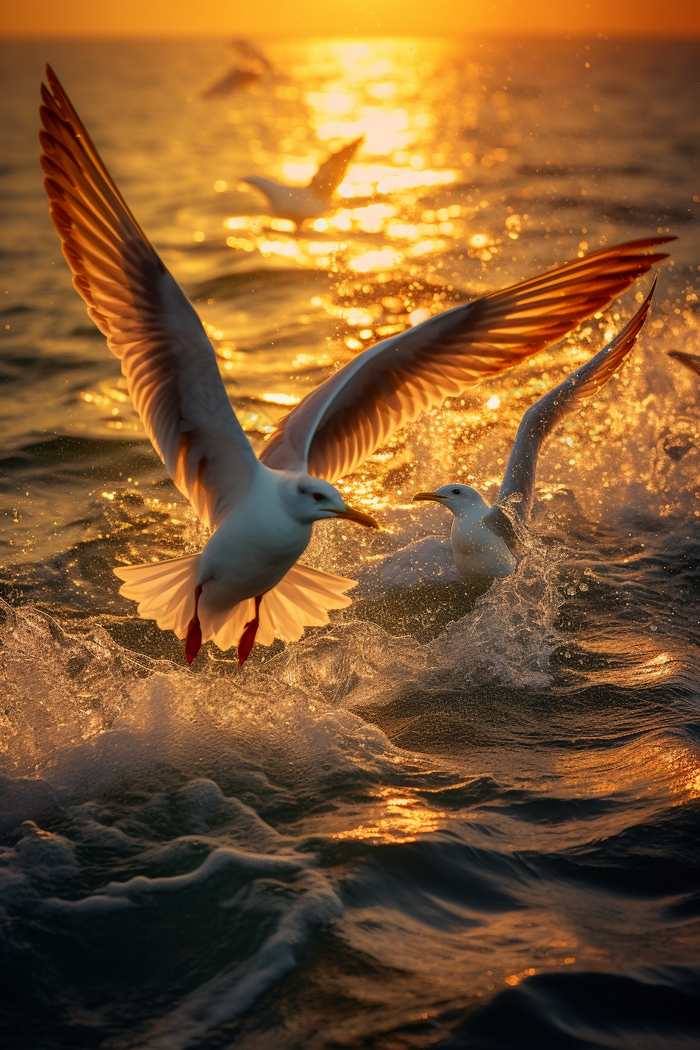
[450,516,515,580]
[198,487,311,608]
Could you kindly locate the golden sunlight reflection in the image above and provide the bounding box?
[261,392,300,406]
[224,183,506,274]
[349,247,403,272]
[650,741,700,801]
[549,731,700,808]
[317,109,414,153]
[279,161,318,183]
[223,36,519,277]
[504,967,537,987]
[333,787,448,844]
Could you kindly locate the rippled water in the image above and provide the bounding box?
[1,36,700,1050]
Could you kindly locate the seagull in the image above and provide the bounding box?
[202,38,273,99]
[228,38,274,76]
[413,281,656,581]
[239,137,364,223]
[202,67,261,99]
[39,65,672,664]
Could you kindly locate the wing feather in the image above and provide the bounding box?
[39,65,258,529]
[260,239,672,482]
[486,278,655,533]
[668,350,700,380]
[309,137,364,197]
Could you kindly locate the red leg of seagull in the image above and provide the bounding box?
[185,585,203,664]
[238,594,263,665]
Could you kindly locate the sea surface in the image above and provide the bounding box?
[1,35,699,1050]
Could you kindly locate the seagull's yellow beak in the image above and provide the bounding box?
[412,491,448,504]
[335,506,380,529]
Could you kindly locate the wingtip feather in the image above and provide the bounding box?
[668,349,700,379]
[45,64,63,97]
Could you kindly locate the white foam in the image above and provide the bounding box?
[370,535,461,589]
[141,870,342,1050]
[0,820,79,916]
[100,845,311,899]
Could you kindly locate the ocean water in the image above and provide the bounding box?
[1,35,700,1050]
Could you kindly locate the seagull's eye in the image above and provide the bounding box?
[312,492,324,502]
[452,488,461,495]
[297,485,307,495]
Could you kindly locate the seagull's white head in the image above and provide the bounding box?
[283,473,380,529]
[413,484,489,518]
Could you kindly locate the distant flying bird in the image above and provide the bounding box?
[239,137,364,223]
[413,283,655,583]
[202,38,273,99]
[202,67,261,99]
[39,66,672,664]
[228,38,274,75]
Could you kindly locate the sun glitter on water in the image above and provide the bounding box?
[332,787,449,844]
[220,39,487,273]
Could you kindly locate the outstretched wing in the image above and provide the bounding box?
[259,239,672,482]
[39,66,258,530]
[309,137,364,197]
[229,38,275,74]
[202,67,260,100]
[483,278,655,544]
[668,350,700,380]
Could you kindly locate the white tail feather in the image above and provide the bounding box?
[113,558,355,651]
[114,555,202,637]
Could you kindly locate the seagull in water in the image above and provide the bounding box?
[239,137,364,224]
[39,66,672,664]
[413,282,656,582]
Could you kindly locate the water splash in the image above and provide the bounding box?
[435,500,568,689]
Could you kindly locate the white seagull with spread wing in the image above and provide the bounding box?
[239,137,364,223]
[413,282,656,582]
[39,66,672,664]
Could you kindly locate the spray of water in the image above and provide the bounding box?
[435,495,568,689]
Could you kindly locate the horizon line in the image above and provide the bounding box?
[2,30,700,40]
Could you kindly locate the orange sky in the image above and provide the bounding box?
[1,0,699,37]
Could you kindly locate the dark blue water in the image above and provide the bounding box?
[1,36,699,1050]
